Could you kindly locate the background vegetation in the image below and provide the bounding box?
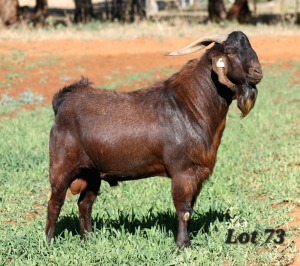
[1,0,300,28]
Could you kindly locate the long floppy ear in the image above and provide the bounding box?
[211,55,235,88]
[165,34,228,56]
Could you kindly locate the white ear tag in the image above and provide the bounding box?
[217,58,225,68]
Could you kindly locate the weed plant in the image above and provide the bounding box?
[0,91,44,115]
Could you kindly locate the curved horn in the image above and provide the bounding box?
[165,34,228,56]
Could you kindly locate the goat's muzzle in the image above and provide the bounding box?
[236,85,258,118]
[247,64,263,85]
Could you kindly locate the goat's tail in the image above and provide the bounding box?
[52,77,91,116]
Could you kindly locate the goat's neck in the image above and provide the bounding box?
[168,58,231,129]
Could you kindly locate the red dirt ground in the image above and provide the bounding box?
[0,34,299,264]
[0,35,300,102]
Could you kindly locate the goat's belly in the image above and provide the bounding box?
[81,129,165,173]
[100,163,168,183]
[83,142,166,178]
[97,157,167,179]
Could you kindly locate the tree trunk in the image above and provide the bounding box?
[0,0,19,26]
[296,0,300,24]
[227,0,252,24]
[111,0,126,22]
[74,0,94,23]
[208,0,226,23]
[253,0,257,17]
[30,0,48,26]
[129,0,145,22]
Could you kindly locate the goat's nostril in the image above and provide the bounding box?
[254,68,262,75]
[248,66,263,81]
[254,70,263,79]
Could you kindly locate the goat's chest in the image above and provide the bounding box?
[165,117,227,171]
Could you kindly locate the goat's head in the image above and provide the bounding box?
[166,31,263,117]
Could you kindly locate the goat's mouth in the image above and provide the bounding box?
[247,66,263,85]
[247,75,263,85]
[236,85,258,118]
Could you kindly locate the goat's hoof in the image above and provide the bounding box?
[80,230,93,241]
[46,236,54,244]
[176,240,191,250]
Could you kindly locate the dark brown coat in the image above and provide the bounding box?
[46,31,263,248]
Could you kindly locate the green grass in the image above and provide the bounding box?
[0,50,61,90]
[0,63,299,265]
[0,91,44,115]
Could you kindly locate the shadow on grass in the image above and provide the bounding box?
[55,207,231,241]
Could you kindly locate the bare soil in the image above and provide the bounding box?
[0,35,300,102]
[0,33,299,263]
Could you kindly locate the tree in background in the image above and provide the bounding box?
[30,0,48,26]
[0,0,48,27]
[111,0,125,22]
[227,0,252,23]
[208,0,226,23]
[208,0,252,24]
[1,0,299,26]
[0,0,18,26]
[74,0,94,23]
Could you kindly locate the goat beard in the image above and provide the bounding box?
[236,84,258,118]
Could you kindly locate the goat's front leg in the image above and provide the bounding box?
[171,167,208,249]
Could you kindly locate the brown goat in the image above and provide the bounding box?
[46,31,263,249]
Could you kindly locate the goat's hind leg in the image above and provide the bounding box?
[46,163,79,243]
[46,174,69,242]
[78,170,101,238]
